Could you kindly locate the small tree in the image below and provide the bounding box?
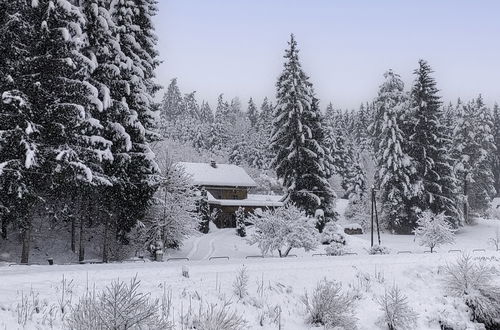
[233,266,249,300]
[247,204,318,257]
[489,225,500,251]
[198,188,210,234]
[235,207,246,237]
[414,211,455,252]
[377,285,418,330]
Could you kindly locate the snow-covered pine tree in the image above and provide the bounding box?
[247,97,259,128]
[373,70,416,232]
[345,151,367,201]
[160,78,183,132]
[0,0,40,244]
[109,0,161,240]
[271,35,335,218]
[214,94,230,123]
[199,101,214,123]
[492,103,500,196]
[183,91,200,120]
[468,96,496,214]
[235,207,246,237]
[197,188,210,234]
[257,97,273,135]
[453,97,496,218]
[355,103,371,151]
[407,60,459,228]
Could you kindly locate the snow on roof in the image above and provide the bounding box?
[178,162,257,187]
[207,192,284,207]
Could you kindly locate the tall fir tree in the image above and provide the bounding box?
[199,100,214,123]
[373,70,416,232]
[161,78,183,131]
[247,97,259,128]
[492,103,500,196]
[271,35,335,218]
[407,60,459,227]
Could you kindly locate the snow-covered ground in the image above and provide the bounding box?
[1,200,500,329]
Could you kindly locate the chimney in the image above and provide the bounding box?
[210,160,217,168]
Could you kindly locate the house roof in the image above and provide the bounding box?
[207,191,284,207]
[178,162,257,187]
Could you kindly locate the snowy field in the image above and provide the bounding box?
[1,210,499,329]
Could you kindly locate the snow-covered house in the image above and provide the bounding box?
[178,161,284,228]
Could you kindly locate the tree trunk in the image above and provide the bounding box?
[282,246,293,258]
[78,214,85,263]
[464,175,469,224]
[20,218,32,264]
[103,218,109,263]
[1,218,7,239]
[71,216,76,253]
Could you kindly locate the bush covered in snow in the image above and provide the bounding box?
[376,285,418,330]
[191,301,247,330]
[233,266,249,300]
[325,242,346,256]
[368,245,390,255]
[247,204,318,257]
[443,254,500,329]
[320,222,347,245]
[414,211,455,253]
[66,277,172,330]
[301,279,357,329]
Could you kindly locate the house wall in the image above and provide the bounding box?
[205,186,248,200]
[210,205,275,228]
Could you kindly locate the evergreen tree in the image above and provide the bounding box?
[247,97,259,127]
[199,100,214,123]
[161,78,183,128]
[183,91,200,120]
[373,70,416,232]
[109,0,161,241]
[235,207,246,237]
[271,35,335,218]
[215,94,230,123]
[407,60,459,227]
[492,103,500,196]
[197,188,210,234]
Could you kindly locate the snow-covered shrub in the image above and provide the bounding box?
[301,279,357,329]
[368,245,390,255]
[344,196,371,231]
[192,301,246,330]
[414,211,455,253]
[142,157,199,250]
[488,225,500,251]
[443,254,500,329]
[66,277,172,330]
[314,208,328,233]
[325,242,346,256]
[247,204,318,257]
[376,285,418,330]
[320,222,346,245]
[235,207,246,237]
[233,266,249,300]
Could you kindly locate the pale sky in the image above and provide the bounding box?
[154,1,500,111]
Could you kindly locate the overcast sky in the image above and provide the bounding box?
[154,1,500,111]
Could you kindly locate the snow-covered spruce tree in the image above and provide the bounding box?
[248,204,318,257]
[492,103,500,196]
[161,78,183,124]
[407,60,459,227]
[23,0,114,263]
[414,211,455,253]
[345,151,367,201]
[452,97,496,219]
[199,100,214,123]
[235,207,246,237]
[468,97,496,214]
[197,188,210,234]
[373,70,417,233]
[183,91,200,119]
[0,1,40,244]
[247,97,259,128]
[109,0,161,241]
[355,103,371,151]
[271,35,335,218]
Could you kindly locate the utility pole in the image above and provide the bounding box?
[371,185,381,247]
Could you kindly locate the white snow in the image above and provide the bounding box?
[178,162,257,187]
